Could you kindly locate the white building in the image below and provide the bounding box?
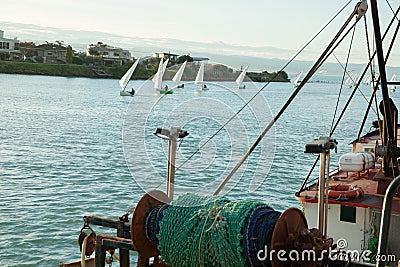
[0,30,21,60]
[152,52,179,63]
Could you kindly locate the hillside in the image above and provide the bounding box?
[0,61,289,82]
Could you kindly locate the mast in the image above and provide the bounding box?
[370,0,399,177]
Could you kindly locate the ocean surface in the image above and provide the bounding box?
[0,73,390,266]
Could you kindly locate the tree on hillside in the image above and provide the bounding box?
[271,71,288,80]
[88,48,99,56]
[278,71,288,80]
[19,41,36,48]
[178,55,193,64]
[66,45,73,64]
[19,42,37,58]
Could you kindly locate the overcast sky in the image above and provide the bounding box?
[1,0,399,65]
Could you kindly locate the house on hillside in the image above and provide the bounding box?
[35,43,67,64]
[0,30,21,61]
[152,52,179,63]
[86,42,131,66]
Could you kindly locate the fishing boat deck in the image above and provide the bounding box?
[297,124,400,212]
[296,166,400,212]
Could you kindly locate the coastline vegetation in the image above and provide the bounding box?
[0,60,289,82]
[1,40,289,82]
[0,60,153,79]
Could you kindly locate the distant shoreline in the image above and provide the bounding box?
[0,61,290,82]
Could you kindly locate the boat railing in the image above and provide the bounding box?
[376,175,400,267]
[296,165,340,196]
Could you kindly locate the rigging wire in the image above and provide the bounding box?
[357,14,380,141]
[364,12,377,89]
[364,11,381,129]
[146,1,354,194]
[330,27,356,135]
[385,0,400,22]
[299,4,400,193]
[332,54,378,116]
[213,3,360,195]
[357,5,400,140]
[172,0,354,174]
[329,12,400,136]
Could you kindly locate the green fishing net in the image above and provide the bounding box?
[157,193,263,267]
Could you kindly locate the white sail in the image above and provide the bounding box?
[162,58,169,76]
[152,58,169,84]
[194,62,205,85]
[345,75,352,87]
[153,58,164,90]
[352,72,358,84]
[345,71,357,88]
[172,61,187,84]
[292,71,302,88]
[119,57,140,91]
[235,66,248,87]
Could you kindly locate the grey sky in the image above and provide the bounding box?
[1,0,399,65]
[0,1,369,47]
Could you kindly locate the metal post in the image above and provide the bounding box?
[376,175,400,267]
[119,251,129,267]
[167,126,180,200]
[318,152,327,233]
[95,235,107,267]
[304,137,336,234]
[154,126,188,199]
[324,153,331,237]
[166,140,171,196]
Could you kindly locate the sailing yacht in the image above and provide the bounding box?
[153,58,172,94]
[292,71,302,88]
[194,61,207,90]
[172,61,187,89]
[235,66,248,89]
[345,70,358,88]
[119,57,140,96]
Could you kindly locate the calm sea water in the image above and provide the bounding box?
[0,73,389,266]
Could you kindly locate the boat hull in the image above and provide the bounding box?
[120,91,134,96]
[159,90,173,94]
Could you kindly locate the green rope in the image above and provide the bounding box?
[157,193,264,267]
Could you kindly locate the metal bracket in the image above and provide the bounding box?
[304,136,338,154]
